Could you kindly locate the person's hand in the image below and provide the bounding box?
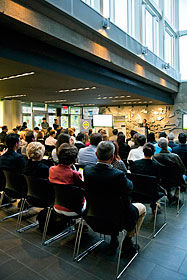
[0,148,8,156]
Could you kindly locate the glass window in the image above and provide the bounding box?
[83,107,99,119]
[61,116,69,129]
[103,0,109,18]
[62,106,69,114]
[145,9,153,52]
[165,0,174,25]
[33,106,45,111]
[34,115,45,128]
[114,0,128,32]
[22,106,31,113]
[49,116,57,128]
[71,115,80,132]
[48,107,56,113]
[165,31,174,66]
[70,107,81,114]
[179,0,187,30]
[22,115,31,129]
[180,36,187,80]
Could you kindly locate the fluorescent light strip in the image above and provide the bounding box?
[4,94,26,98]
[58,86,96,93]
[112,99,140,102]
[0,72,35,81]
[45,100,67,103]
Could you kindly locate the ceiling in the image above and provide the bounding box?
[0,56,171,107]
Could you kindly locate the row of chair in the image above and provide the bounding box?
[0,170,185,279]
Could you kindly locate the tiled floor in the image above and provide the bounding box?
[0,197,187,280]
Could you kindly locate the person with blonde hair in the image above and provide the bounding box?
[23,142,49,178]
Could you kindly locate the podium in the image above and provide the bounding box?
[134,127,146,136]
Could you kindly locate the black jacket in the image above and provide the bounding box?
[23,160,49,178]
[84,163,138,232]
[172,144,187,170]
[0,149,26,173]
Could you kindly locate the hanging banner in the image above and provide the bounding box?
[80,119,91,133]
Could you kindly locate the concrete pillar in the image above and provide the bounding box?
[0,100,22,130]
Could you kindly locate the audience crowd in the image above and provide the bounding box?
[0,120,187,256]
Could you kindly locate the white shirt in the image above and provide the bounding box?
[127,146,144,163]
[45,136,57,146]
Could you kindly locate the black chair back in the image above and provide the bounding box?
[3,170,27,199]
[0,169,6,191]
[126,173,164,203]
[52,183,84,214]
[24,176,54,208]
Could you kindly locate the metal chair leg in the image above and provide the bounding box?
[42,207,52,244]
[152,197,167,238]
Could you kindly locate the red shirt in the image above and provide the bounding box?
[49,164,85,211]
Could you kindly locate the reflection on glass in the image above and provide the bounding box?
[61,116,69,129]
[70,107,81,114]
[165,31,173,66]
[114,0,127,32]
[180,36,187,80]
[71,115,80,132]
[34,115,45,129]
[49,116,57,128]
[145,9,153,52]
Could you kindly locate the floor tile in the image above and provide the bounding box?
[146,265,187,280]
[5,267,47,280]
[0,259,23,280]
[179,255,187,276]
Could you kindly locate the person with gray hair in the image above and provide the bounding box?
[154,132,172,154]
[84,141,146,256]
[153,137,186,204]
[168,132,178,149]
[23,142,49,178]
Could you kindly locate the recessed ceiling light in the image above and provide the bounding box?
[138,101,142,103]
[109,97,113,99]
[126,96,131,98]
[112,99,140,102]
[91,87,96,89]
[0,72,35,81]
[97,97,101,99]
[114,96,119,98]
[103,97,107,99]
[120,96,125,98]
[58,86,96,93]
[78,88,84,91]
[149,101,153,103]
[70,89,77,91]
[84,87,90,90]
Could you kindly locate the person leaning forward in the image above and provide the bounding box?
[84,141,146,256]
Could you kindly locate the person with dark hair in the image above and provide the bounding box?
[154,132,172,154]
[53,119,59,131]
[75,133,85,151]
[153,137,186,203]
[127,134,146,163]
[84,141,146,255]
[45,130,57,146]
[130,143,163,213]
[20,122,27,131]
[0,125,8,144]
[172,133,187,170]
[111,141,127,172]
[117,134,131,165]
[33,127,39,140]
[88,128,93,136]
[49,143,85,216]
[41,117,49,135]
[147,132,157,144]
[78,133,102,166]
[0,133,26,173]
[109,129,118,141]
[126,130,138,147]
[52,133,71,163]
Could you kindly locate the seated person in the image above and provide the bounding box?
[109,129,118,141]
[117,134,130,165]
[147,132,157,144]
[49,143,85,216]
[153,137,186,203]
[45,130,57,146]
[23,142,49,178]
[84,141,146,255]
[78,133,102,166]
[21,131,35,155]
[127,134,146,164]
[0,133,26,173]
[172,133,187,171]
[126,130,137,147]
[75,133,85,151]
[130,143,164,213]
[111,141,127,173]
[154,132,172,154]
[52,133,71,164]
[168,132,178,149]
